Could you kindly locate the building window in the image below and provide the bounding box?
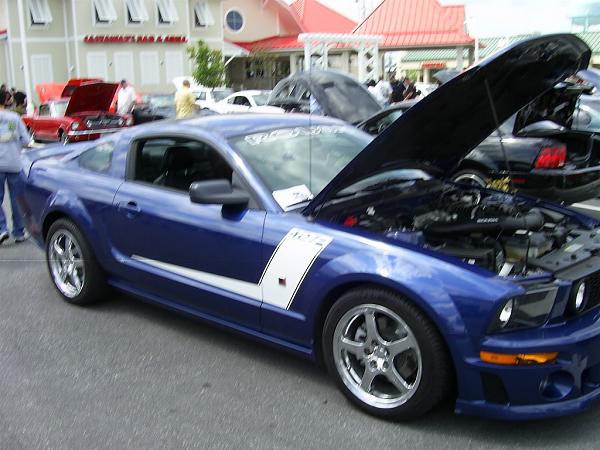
[156,0,178,24]
[194,1,214,28]
[125,0,149,24]
[28,0,53,26]
[93,0,118,24]
[225,9,243,32]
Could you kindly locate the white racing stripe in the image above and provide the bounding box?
[132,228,333,310]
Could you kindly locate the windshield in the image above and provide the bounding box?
[53,101,68,117]
[213,89,233,102]
[146,95,174,107]
[230,125,372,209]
[252,93,270,106]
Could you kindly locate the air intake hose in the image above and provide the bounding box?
[426,208,544,234]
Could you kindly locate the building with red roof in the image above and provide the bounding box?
[228,0,475,88]
[354,0,474,49]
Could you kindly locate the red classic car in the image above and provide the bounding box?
[23,80,132,144]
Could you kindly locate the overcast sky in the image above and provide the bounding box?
[295,0,596,38]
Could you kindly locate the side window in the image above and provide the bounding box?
[299,88,311,101]
[197,92,207,101]
[79,141,115,173]
[130,137,233,192]
[233,96,251,106]
[274,82,295,99]
[227,96,235,104]
[38,104,50,116]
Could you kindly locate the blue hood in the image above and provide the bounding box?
[304,34,591,216]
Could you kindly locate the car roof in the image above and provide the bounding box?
[232,90,269,96]
[284,70,359,84]
[133,113,346,140]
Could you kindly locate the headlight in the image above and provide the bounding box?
[118,118,124,126]
[86,120,92,128]
[488,285,558,333]
[498,299,514,328]
[70,122,80,130]
[566,280,588,317]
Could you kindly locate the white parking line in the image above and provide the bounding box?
[571,203,600,212]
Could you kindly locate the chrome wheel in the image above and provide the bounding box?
[453,172,487,187]
[48,230,85,298]
[332,304,422,409]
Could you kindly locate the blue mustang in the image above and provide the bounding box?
[20,35,600,420]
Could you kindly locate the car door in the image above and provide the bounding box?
[33,103,53,140]
[107,135,265,329]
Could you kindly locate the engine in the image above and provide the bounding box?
[334,185,578,275]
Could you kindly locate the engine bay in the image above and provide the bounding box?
[326,180,595,276]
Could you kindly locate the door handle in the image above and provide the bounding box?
[118,201,141,217]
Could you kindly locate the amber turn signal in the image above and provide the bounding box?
[480,351,558,365]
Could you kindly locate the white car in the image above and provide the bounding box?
[172,76,233,109]
[213,90,284,114]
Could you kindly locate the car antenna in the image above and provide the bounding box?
[484,78,515,192]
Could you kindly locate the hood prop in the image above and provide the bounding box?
[484,78,514,192]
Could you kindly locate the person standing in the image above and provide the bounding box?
[0,91,30,245]
[174,79,197,119]
[402,77,418,101]
[116,79,136,115]
[390,76,405,104]
[375,76,392,106]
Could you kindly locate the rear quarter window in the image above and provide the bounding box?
[78,142,115,173]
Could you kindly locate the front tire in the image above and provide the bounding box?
[322,287,452,420]
[46,219,107,305]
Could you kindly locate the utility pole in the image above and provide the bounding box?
[356,0,367,20]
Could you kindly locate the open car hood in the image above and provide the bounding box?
[304,34,591,216]
[60,78,103,98]
[65,82,119,116]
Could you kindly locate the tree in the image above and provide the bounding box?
[187,40,226,88]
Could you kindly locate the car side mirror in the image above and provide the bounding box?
[190,179,249,208]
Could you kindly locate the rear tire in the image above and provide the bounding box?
[46,219,107,305]
[322,287,452,420]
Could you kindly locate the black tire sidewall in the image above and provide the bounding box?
[322,287,451,420]
[45,219,105,305]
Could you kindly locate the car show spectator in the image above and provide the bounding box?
[374,76,393,105]
[402,77,419,100]
[0,84,12,107]
[0,91,30,245]
[11,89,27,115]
[174,79,198,119]
[390,76,406,103]
[116,79,137,115]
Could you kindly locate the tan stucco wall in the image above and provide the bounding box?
[222,0,284,42]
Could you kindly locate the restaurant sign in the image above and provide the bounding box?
[84,35,187,44]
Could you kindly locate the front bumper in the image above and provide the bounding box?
[512,166,600,204]
[455,309,600,420]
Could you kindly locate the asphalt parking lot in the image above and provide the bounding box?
[4,195,600,449]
